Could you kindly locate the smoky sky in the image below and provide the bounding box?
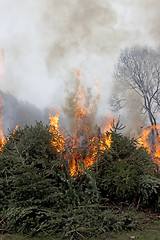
[1,91,49,135]
[0,0,159,112]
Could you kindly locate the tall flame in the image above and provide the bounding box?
[137,127,151,154]
[137,125,160,167]
[49,111,65,153]
[0,50,5,151]
[49,72,113,176]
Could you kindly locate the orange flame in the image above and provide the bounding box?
[0,99,5,151]
[0,50,5,152]
[137,125,160,167]
[49,112,65,153]
[0,136,5,152]
[49,72,113,176]
[13,125,19,135]
[137,127,151,154]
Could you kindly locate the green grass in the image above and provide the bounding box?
[1,220,160,240]
[94,220,160,240]
[110,220,160,240]
[0,234,59,240]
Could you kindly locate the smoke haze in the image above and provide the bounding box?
[1,91,49,135]
[0,0,159,131]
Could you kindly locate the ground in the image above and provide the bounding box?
[1,218,160,240]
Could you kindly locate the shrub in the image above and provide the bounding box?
[137,174,160,207]
[0,121,160,237]
[98,160,138,202]
[95,128,159,205]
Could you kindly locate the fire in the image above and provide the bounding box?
[137,127,151,154]
[0,136,5,152]
[13,125,19,135]
[0,50,19,152]
[65,72,112,176]
[0,50,5,152]
[0,56,159,175]
[49,72,113,176]
[102,118,113,149]
[0,99,5,151]
[49,111,65,153]
[137,125,160,167]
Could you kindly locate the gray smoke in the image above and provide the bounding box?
[0,0,148,109]
[1,91,49,135]
[62,72,100,134]
[121,92,146,137]
[41,0,125,70]
[133,0,160,42]
[0,0,160,133]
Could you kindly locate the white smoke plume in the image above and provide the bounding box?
[0,0,159,132]
[0,0,156,105]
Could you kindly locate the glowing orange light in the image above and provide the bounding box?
[48,72,113,176]
[0,50,5,152]
[137,125,160,167]
[49,112,65,153]
[13,125,19,135]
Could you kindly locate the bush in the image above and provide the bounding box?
[97,160,138,202]
[1,122,126,237]
[137,174,160,207]
[0,121,160,238]
[95,128,159,205]
[0,122,69,211]
[0,122,71,235]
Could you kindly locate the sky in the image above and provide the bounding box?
[0,0,159,113]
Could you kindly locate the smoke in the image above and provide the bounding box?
[1,91,49,135]
[62,71,100,134]
[0,0,152,109]
[109,89,145,137]
[133,0,160,42]
[41,0,125,70]
[122,92,146,137]
[0,0,160,134]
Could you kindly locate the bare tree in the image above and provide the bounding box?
[110,46,160,144]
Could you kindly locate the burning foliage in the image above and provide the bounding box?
[49,112,65,153]
[49,111,113,176]
[0,72,160,238]
[0,121,160,238]
[0,104,5,152]
[0,50,5,151]
[49,72,113,176]
[0,69,160,174]
[138,125,160,167]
